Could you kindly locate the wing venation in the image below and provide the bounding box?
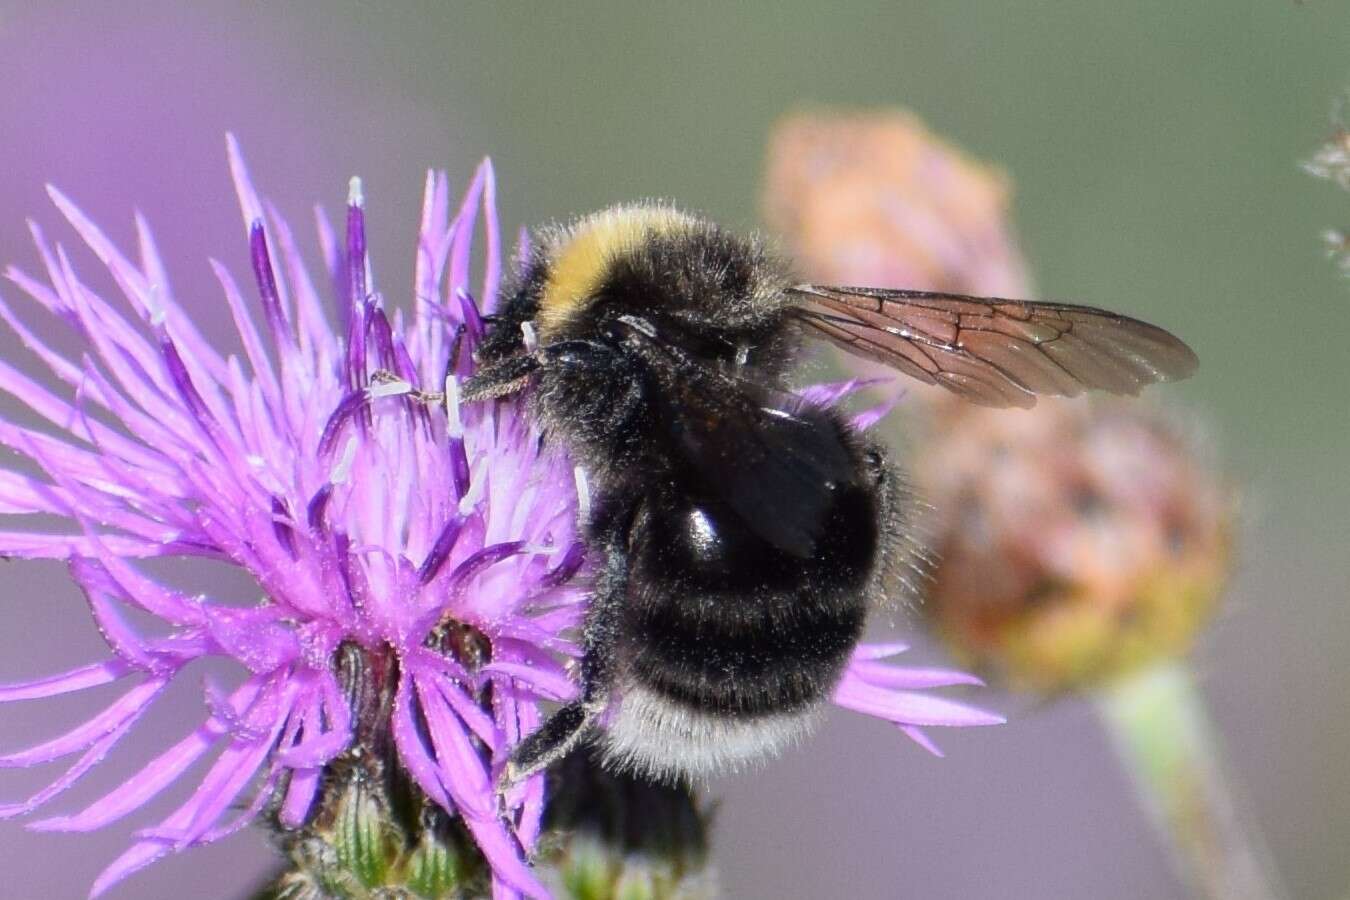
[788,284,1197,408]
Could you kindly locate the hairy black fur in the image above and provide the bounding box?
[473,210,910,784]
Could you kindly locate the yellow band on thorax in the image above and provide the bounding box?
[536,205,696,340]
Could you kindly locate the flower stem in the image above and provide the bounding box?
[1094,660,1286,900]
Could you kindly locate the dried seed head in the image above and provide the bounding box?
[914,397,1235,694]
[764,108,1031,296]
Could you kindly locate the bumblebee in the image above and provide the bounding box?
[462,204,1196,784]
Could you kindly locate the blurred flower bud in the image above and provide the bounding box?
[537,750,715,900]
[763,108,1031,296]
[913,398,1235,694]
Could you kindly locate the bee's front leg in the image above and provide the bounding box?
[497,505,631,792]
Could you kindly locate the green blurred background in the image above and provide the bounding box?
[0,2,1347,897]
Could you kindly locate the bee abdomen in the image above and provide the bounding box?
[601,480,879,780]
[626,589,866,715]
[600,680,824,781]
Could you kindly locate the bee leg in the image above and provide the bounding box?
[498,698,603,792]
[498,517,630,792]
[497,640,613,791]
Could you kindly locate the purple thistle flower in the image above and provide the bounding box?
[0,137,1000,899]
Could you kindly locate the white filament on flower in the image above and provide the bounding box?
[331,436,359,486]
[444,374,464,439]
[458,456,488,515]
[573,466,591,524]
[368,379,412,399]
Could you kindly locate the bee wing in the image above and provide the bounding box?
[787,284,1198,408]
[613,312,856,559]
[662,372,856,559]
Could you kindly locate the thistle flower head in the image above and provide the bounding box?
[0,138,1000,899]
[0,138,582,898]
[914,398,1235,694]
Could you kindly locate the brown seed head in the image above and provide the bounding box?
[914,398,1234,694]
[763,109,1032,296]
